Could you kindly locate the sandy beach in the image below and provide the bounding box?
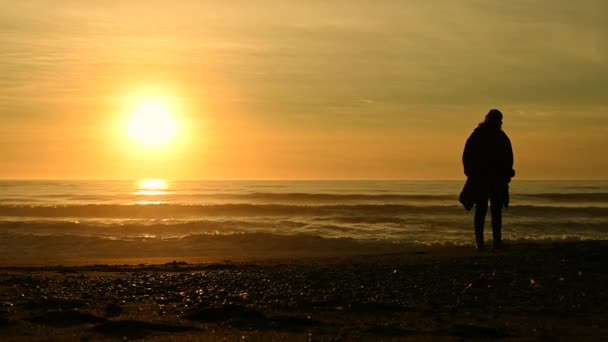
[0,241,606,341]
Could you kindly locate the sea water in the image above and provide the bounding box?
[1,180,607,262]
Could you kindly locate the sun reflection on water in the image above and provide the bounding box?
[136,178,168,196]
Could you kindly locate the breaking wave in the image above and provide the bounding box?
[1,203,607,219]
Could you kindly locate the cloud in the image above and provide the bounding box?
[2,1,607,113]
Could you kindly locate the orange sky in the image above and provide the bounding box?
[1,1,607,179]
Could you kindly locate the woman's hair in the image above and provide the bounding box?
[480,109,502,127]
[486,109,502,122]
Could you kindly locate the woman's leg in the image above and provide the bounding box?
[490,192,503,246]
[474,199,488,248]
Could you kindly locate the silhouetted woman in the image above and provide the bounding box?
[462,109,515,249]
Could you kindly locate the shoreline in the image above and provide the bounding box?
[1,240,607,340]
[1,232,602,267]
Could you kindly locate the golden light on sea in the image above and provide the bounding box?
[136,178,168,196]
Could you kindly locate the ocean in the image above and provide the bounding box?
[1,180,607,264]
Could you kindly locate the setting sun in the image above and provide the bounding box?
[127,98,178,147]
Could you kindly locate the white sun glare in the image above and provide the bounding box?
[127,98,178,147]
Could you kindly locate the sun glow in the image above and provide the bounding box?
[127,98,178,147]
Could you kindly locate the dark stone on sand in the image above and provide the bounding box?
[437,324,512,339]
[364,325,416,337]
[29,311,106,327]
[105,303,122,317]
[186,304,265,323]
[348,302,412,313]
[164,260,189,266]
[0,301,13,315]
[56,266,79,274]
[0,315,10,327]
[266,315,321,331]
[89,320,196,339]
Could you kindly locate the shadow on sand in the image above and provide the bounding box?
[29,311,106,327]
[186,304,321,331]
[89,320,196,340]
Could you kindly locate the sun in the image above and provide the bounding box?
[127,98,178,147]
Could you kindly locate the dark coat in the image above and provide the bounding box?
[459,178,476,211]
[460,123,514,210]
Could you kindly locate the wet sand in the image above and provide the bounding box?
[0,241,607,341]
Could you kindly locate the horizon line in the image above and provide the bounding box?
[0,178,607,182]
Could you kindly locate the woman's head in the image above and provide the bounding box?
[484,109,503,128]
